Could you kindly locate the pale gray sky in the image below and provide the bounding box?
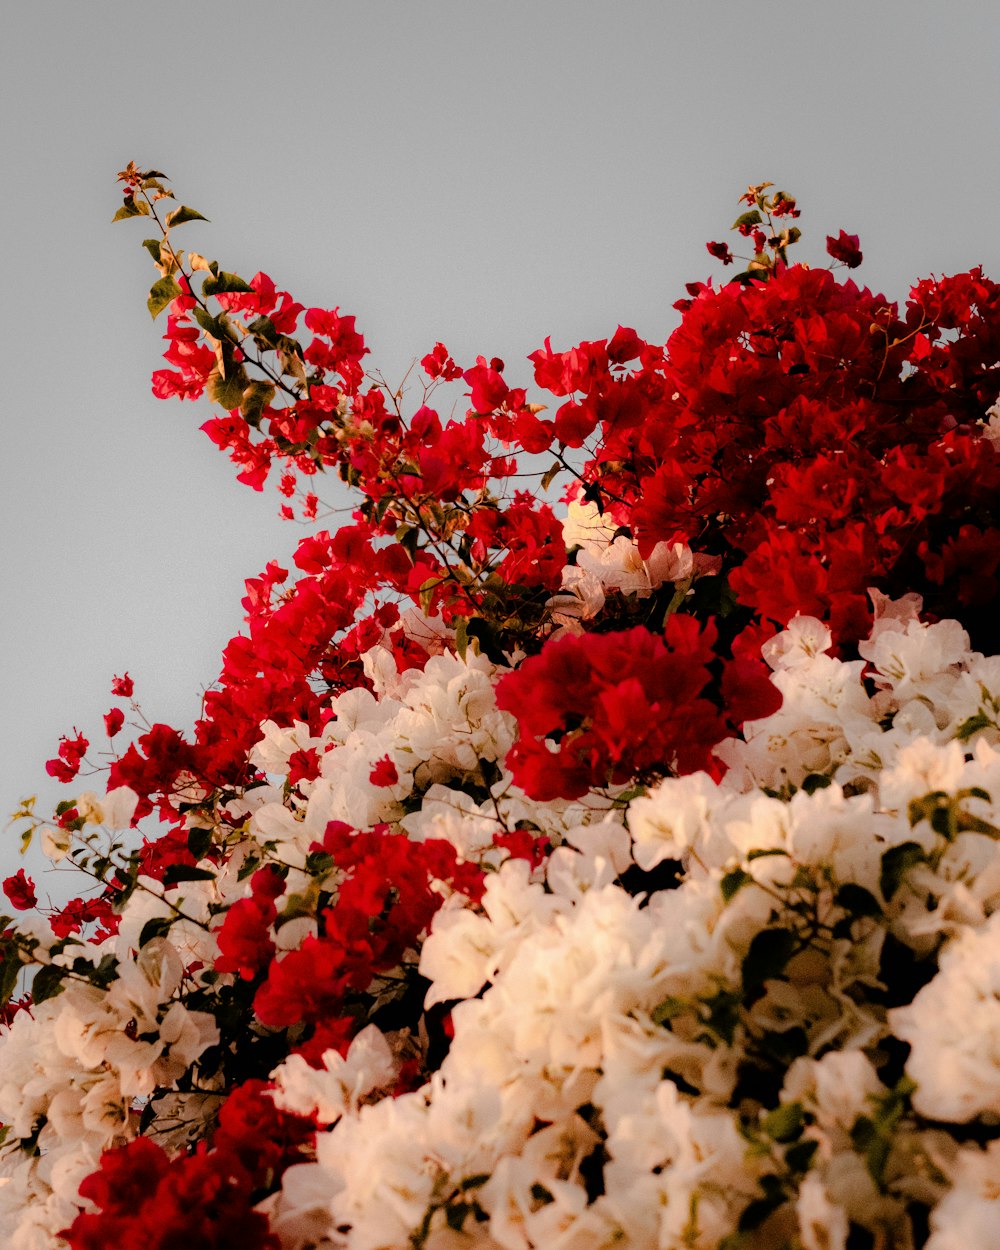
[3,1,1000,893]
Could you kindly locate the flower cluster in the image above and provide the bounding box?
[1,170,999,1247]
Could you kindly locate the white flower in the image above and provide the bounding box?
[879,737,968,814]
[627,771,721,868]
[890,910,1000,1121]
[271,1025,397,1125]
[796,1173,849,1250]
[249,719,317,775]
[926,1139,1000,1250]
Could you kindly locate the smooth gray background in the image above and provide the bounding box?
[3,2,1000,901]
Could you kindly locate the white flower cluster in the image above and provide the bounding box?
[0,939,218,1249]
[548,497,720,633]
[261,601,1000,1249]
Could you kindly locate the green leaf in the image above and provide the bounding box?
[147,274,182,319]
[761,1025,809,1064]
[207,366,250,411]
[957,711,992,741]
[113,199,150,222]
[785,1139,818,1173]
[191,306,236,340]
[82,952,119,989]
[801,772,832,794]
[138,917,173,948]
[465,617,507,665]
[732,209,762,230]
[31,964,66,1005]
[277,336,307,385]
[454,616,469,661]
[187,826,213,861]
[395,524,421,564]
[879,842,927,901]
[651,995,687,1027]
[540,459,562,492]
[237,854,261,881]
[701,986,742,1046]
[456,1173,490,1192]
[247,315,278,350]
[721,868,752,902]
[165,204,209,229]
[762,1101,804,1142]
[834,882,882,918]
[304,851,334,879]
[202,270,253,297]
[161,864,217,888]
[240,380,276,429]
[0,951,20,1008]
[742,927,796,993]
[142,238,164,262]
[737,1190,785,1233]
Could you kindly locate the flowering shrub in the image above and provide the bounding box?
[1,171,1000,1247]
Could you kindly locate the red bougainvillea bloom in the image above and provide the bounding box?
[369,755,399,787]
[825,229,863,268]
[214,865,285,982]
[103,708,125,738]
[421,341,463,382]
[45,730,89,783]
[110,672,134,698]
[3,869,37,911]
[61,1135,281,1250]
[495,616,781,801]
[706,240,734,264]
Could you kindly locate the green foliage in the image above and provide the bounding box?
[165,204,208,229]
[147,274,182,319]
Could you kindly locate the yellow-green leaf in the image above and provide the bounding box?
[202,270,253,297]
[113,199,150,222]
[147,274,182,319]
[208,366,250,410]
[240,380,276,428]
[165,204,209,229]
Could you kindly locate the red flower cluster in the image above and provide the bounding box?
[251,825,484,1056]
[214,864,284,982]
[49,895,118,940]
[61,1132,282,1250]
[44,730,88,784]
[62,955,312,1250]
[496,616,781,800]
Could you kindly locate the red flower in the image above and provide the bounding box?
[496,618,780,801]
[103,708,125,738]
[214,866,284,982]
[421,341,463,382]
[50,896,117,939]
[463,356,510,413]
[706,240,734,265]
[3,869,36,911]
[63,1136,280,1250]
[825,230,863,268]
[45,730,89,784]
[288,747,321,786]
[111,672,134,698]
[369,755,399,787]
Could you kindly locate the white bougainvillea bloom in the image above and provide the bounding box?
[891,910,1000,1122]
